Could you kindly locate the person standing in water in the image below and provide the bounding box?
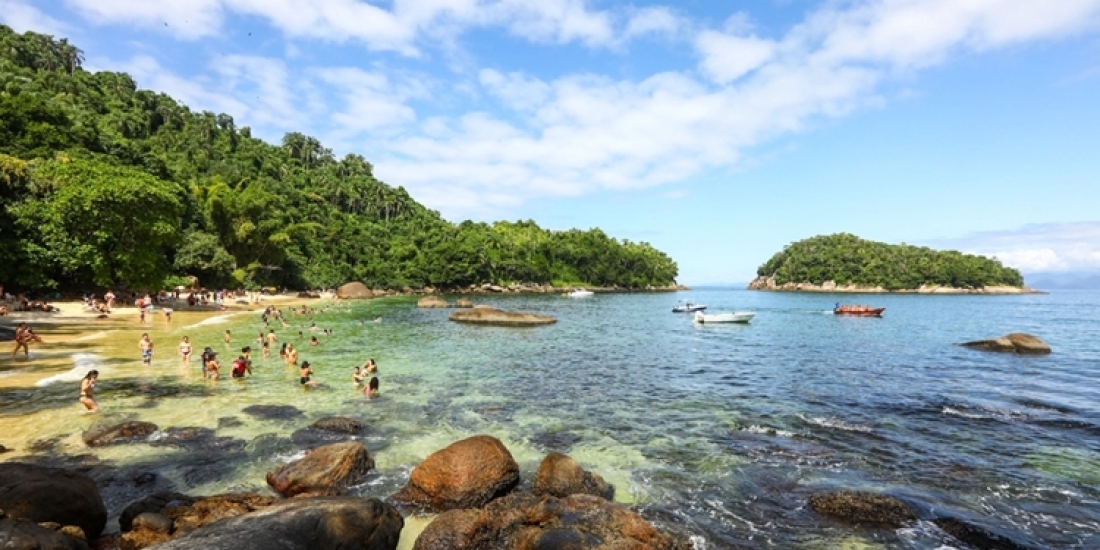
[231,346,253,378]
[299,361,319,387]
[352,366,364,387]
[178,336,193,363]
[365,375,379,398]
[80,370,99,412]
[285,343,299,366]
[139,333,154,366]
[223,330,232,345]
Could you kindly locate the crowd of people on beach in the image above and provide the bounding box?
[75,301,380,413]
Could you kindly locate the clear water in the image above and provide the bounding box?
[3,290,1099,549]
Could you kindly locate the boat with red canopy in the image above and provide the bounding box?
[833,304,885,316]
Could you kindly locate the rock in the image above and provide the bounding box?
[807,490,917,528]
[242,404,303,420]
[448,307,556,327]
[216,416,242,428]
[417,295,450,308]
[163,493,276,535]
[311,416,366,435]
[391,435,520,512]
[296,292,320,299]
[120,493,195,532]
[530,431,581,452]
[266,441,375,497]
[454,298,473,308]
[0,516,90,550]
[60,525,87,541]
[337,282,374,299]
[0,326,15,342]
[82,421,159,447]
[147,427,215,447]
[932,517,1033,550]
[533,452,614,501]
[0,443,7,453]
[120,527,170,550]
[0,463,108,539]
[959,332,1051,354]
[414,492,689,550]
[131,513,173,534]
[149,497,403,550]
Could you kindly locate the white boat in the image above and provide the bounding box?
[566,288,594,298]
[694,311,755,324]
[672,301,706,313]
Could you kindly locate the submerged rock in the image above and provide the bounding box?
[291,417,368,448]
[448,307,556,327]
[933,517,1034,550]
[312,416,366,435]
[418,295,450,308]
[391,434,519,512]
[807,490,917,528]
[267,441,375,497]
[149,497,402,550]
[414,492,690,550]
[959,333,1051,354]
[242,404,303,420]
[530,431,582,452]
[533,452,614,501]
[0,463,108,539]
[83,421,159,447]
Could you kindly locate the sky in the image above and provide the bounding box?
[3,0,1100,285]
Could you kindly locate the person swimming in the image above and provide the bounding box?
[352,366,364,387]
[365,375,379,398]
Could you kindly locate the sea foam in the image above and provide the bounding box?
[35,353,103,387]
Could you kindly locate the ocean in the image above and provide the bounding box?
[3,289,1099,548]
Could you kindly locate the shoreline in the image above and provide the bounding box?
[746,276,1045,295]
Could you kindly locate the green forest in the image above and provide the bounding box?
[0,26,678,293]
[756,233,1024,290]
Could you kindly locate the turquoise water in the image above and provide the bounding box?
[4,290,1100,548]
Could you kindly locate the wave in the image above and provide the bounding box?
[797,413,873,433]
[35,353,103,387]
[179,312,251,330]
[942,406,993,420]
[743,425,795,438]
[73,331,107,342]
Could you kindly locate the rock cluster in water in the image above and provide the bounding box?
[448,306,556,326]
[959,332,1051,354]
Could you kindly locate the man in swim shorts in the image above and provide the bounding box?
[139,333,153,366]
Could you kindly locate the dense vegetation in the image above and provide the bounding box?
[756,233,1024,290]
[0,26,678,292]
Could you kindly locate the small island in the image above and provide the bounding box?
[749,233,1040,294]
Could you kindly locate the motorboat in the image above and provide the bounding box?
[672,301,706,313]
[566,288,594,298]
[694,311,754,323]
[833,304,885,316]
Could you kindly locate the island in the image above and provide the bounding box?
[748,233,1039,294]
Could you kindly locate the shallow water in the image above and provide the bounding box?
[2,290,1099,548]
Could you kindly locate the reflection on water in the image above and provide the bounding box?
[3,290,1100,548]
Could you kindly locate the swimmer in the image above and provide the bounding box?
[299,361,319,387]
[363,358,377,374]
[352,366,364,387]
[204,349,221,380]
[364,375,379,398]
[139,333,154,366]
[80,370,99,412]
[309,336,319,346]
[223,329,232,344]
[285,344,299,366]
[178,336,193,362]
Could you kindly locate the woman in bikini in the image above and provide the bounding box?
[299,361,318,387]
[80,370,99,412]
[178,336,193,363]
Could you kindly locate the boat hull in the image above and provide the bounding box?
[672,304,706,313]
[833,307,885,316]
[694,311,754,323]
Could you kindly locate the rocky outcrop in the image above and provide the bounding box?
[391,435,520,512]
[448,307,556,327]
[413,492,690,550]
[959,333,1051,354]
[0,513,89,550]
[454,298,473,308]
[147,497,403,550]
[242,404,303,420]
[267,441,375,497]
[807,490,917,528]
[533,452,614,501]
[932,517,1033,550]
[119,492,277,548]
[417,296,450,308]
[0,463,108,539]
[748,275,1041,294]
[119,493,196,532]
[311,417,366,434]
[82,421,159,447]
[337,282,374,299]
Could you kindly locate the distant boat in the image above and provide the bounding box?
[566,289,594,298]
[694,311,755,323]
[833,304,885,316]
[672,302,707,313]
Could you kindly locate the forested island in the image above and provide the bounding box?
[0,26,678,293]
[749,233,1033,293]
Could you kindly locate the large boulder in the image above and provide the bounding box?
[453,298,473,308]
[959,332,1051,354]
[0,463,108,539]
[147,497,403,550]
[337,282,374,299]
[807,490,917,528]
[0,514,89,550]
[267,441,375,497]
[533,452,614,501]
[82,421,159,447]
[417,296,450,308]
[391,435,520,512]
[119,493,276,548]
[448,307,556,327]
[413,492,689,550]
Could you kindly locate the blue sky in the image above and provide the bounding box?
[4,0,1100,284]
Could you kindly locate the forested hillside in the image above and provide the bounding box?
[0,26,678,292]
[756,233,1023,290]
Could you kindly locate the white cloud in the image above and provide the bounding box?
[926,222,1100,273]
[65,0,224,40]
[0,0,70,36]
[695,31,776,84]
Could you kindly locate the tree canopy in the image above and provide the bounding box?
[0,25,678,292]
[756,233,1024,290]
